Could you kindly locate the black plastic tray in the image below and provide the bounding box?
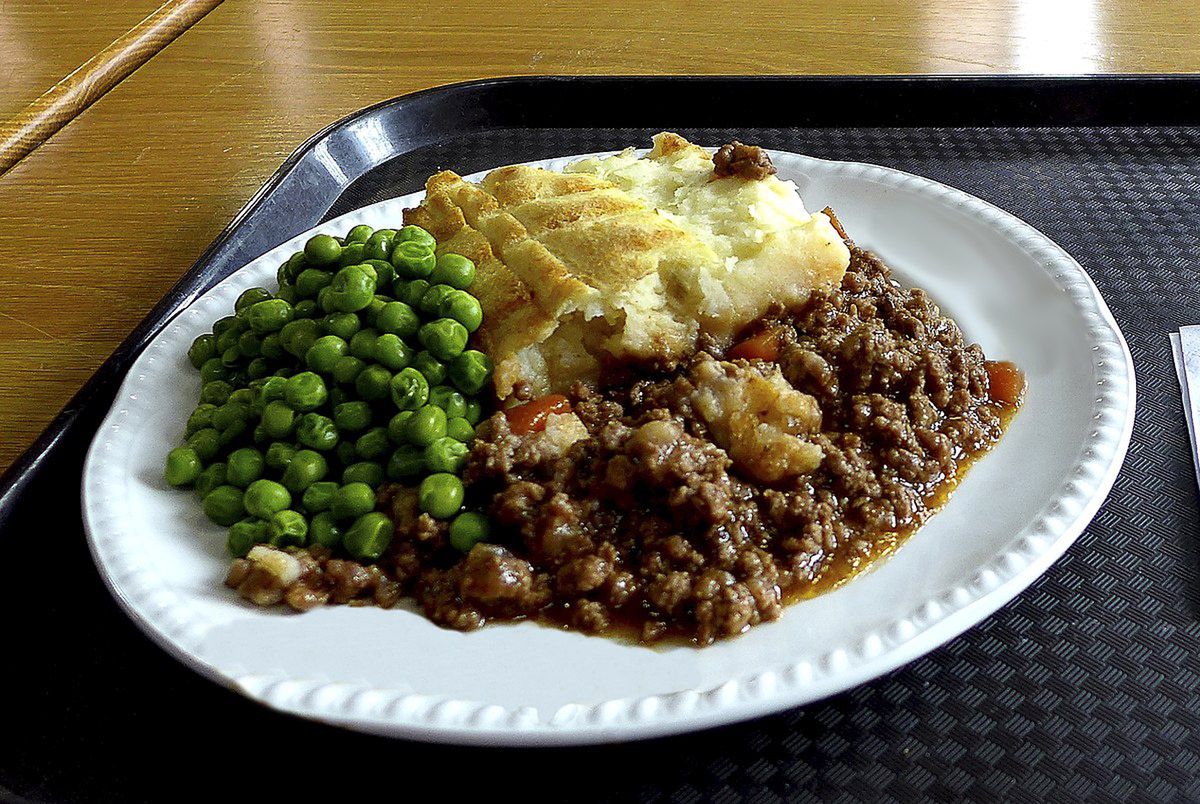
[5,76,1200,803]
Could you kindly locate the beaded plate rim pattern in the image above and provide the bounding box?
[81,149,1136,745]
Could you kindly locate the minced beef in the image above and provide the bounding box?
[712,141,777,180]
[386,244,1017,645]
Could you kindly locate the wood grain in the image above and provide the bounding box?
[0,0,224,176]
[1,0,1199,474]
[0,0,166,119]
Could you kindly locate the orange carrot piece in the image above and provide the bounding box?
[985,360,1025,407]
[505,394,572,435]
[728,328,783,362]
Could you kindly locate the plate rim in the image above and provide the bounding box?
[81,149,1137,745]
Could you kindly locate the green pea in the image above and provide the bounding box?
[261,400,297,439]
[213,315,245,338]
[355,426,391,460]
[218,419,249,448]
[276,282,298,304]
[188,334,217,369]
[309,511,344,549]
[252,424,269,444]
[333,400,373,433]
[337,241,367,267]
[245,299,295,335]
[269,509,309,547]
[355,364,392,401]
[343,461,385,488]
[449,350,494,395]
[424,436,468,474]
[391,240,436,279]
[448,512,491,552]
[243,478,292,519]
[386,445,425,479]
[220,344,242,369]
[438,290,483,333]
[199,358,230,384]
[194,462,227,498]
[446,416,475,443]
[305,233,342,265]
[227,518,269,557]
[228,387,256,406]
[427,385,468,418]
[390,367,429,410]
[328,266,375,312]
[235,287,274,313]
[376,301,420,338]
[257,375,288,405]
[264,441,296,470]
[280,318,321,358]
[212,401,251,432]
[396,224,436,250]
[388,410,415,444]
[217,331,243,359]
[329,387,350,408]
[306,335,349,374]
[280,449,328,493]
[336,440,358,466]
[343,512,393,561]
[322,312,361,342]
[418,318,469,362]
[296,268,334,299]
[431,253,476,289]
[397,278,431,309]
[361,296,387,328]
[297,299,322,319]
[187,427,221,461]
[463,398,483,426]
[328,356,363,386]
[412,351,447,385]
[282,251,308,282]
[226,447,265,487]
[349,328,380,360]
[284,371,328,412]
[332,482,377,521]
[406,404,447,448]
[260,332,285,360]
[345,224,374,244]
[246,357,271,380]
[418,283,456,316]
[203,485,246,527]
[165,446,202,487]
[363,230,396,263]
[301,481,339,513]
[374,333,414,371]
[185,404,217,437]
[418,473,465,519]
[352,261,379,288]
[364,259,395,290]
[317,285,335,313]
[296,412,339,451]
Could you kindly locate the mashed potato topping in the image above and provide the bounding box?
[567,133,850,338]
[404,133,849,399]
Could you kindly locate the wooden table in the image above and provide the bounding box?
[0,0,165,118]
[1,0,1199,474]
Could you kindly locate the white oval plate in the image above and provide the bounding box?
[82,149,1135,745]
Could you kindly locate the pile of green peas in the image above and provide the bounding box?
[164,223,496,561]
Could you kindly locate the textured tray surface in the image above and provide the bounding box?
[8,124,1200,801]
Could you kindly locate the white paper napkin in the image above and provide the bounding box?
[1170,326,1200,494]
